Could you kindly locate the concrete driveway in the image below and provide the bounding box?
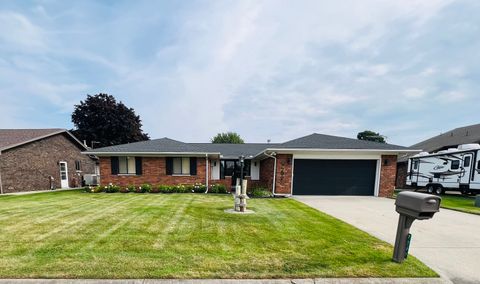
[294,196,480,284]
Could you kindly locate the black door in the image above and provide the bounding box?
[293,159,376,195]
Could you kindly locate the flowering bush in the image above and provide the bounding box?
[209,184,227,194]
[193,183,206,193]
[104,184,120,193]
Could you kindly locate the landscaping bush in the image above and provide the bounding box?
[209,184,227,194]
[104,184,120,193]
[149,186,161,193]
[193,183,207,193]
[84,186,103,193]
[248,187,272,198]
[119,187,130,193]
[133,184,150,193]
[158,185,173,193]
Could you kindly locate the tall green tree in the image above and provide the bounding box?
[211,132,244,144]
[357,130,386,143]
[71,94,149,148]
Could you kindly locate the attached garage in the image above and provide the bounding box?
[292,159,378,195]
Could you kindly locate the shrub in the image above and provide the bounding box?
[209,184,227,194]
[193,183,206,193]
[104,184,120,193]
[158,185,173,193]
[119,186,130,193]
[174,185,189,193]
[149,186,161,193]
[84,186,103,193]
[248,187,272,198]
[141,183,152,193]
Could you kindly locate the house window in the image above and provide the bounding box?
[173,157,190,175]
[464,156,471,167]
[119,156,136,174]
[75,160,81,171]
[451,160,460,170]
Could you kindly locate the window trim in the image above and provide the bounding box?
[464,156,471,167]
[172,157,191,175]
[451,160,460,170]
[75,160,81,171]
[118,156,136,174]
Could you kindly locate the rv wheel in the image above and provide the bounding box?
[434,186,444,195]
[426,185,434,194]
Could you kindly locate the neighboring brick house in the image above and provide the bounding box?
[86,133,416,197]
[0,129,97,193]
[396,123,480,188]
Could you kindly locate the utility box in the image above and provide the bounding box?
[393,191,441,263]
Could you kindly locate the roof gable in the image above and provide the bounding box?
[280,133,410,150]
[0,129,86,151]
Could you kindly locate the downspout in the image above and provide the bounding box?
[0,151,3,194]
[204,154,209,193]
[263,151,277,195]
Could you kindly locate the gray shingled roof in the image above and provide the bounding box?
[280,133,411,150]
[87,133,413,157]
[0,128,68,151]
[411,123,480,153]
[191,143,281,159]
[87,138,216,153]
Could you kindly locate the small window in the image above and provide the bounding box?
[75,160,81,171]
[413,160,419,170]
[119,156,136,174]
[477,160,480,169]
[464,156,471,167]
[451,160,460,170]
[173,157,190,175]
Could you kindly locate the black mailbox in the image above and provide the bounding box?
[393,191,441,263]
[395,191,441,220]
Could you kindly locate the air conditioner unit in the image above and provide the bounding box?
[84,174,99,186]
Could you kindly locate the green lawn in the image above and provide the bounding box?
[439,193,480,215]
[0,190,436,279]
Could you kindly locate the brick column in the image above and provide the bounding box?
[274,154,293,195]
[379,155,397,197]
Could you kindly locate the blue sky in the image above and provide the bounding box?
[0,0,479,145]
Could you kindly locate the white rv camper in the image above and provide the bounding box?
[406,143,480,195]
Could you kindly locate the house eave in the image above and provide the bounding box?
[82,151,221,157]
[252,148,422,159]
[0,129,89,152]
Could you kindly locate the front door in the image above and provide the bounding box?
[460,153,473,185]
[59,162,69,188]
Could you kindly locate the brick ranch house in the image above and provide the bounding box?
[0,129,97,193]
[85,133,417,197]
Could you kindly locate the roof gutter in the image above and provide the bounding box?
[82,151,221,156]
[263,151,277,196]
[252,148,422,159]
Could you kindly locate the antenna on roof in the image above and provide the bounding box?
[466,130,469,136]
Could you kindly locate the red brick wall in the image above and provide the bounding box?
[99,156,207,186]
[0,133,96,193]
[259,158,274,191]
[379,155,397,197]
[395,161,408,189]
[274,154,293,194]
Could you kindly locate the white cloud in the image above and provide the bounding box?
[404,88,426,99]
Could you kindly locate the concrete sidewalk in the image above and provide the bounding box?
[0,188,80,196]
[0,278,449,284]
[294,196,480,284]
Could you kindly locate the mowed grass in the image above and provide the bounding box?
[439,193,480,215]
[0,190,436,279]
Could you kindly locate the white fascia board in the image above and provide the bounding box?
[82,151,221,157]
[253,148,421,159]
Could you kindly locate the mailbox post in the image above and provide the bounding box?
[393,191,441,263]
